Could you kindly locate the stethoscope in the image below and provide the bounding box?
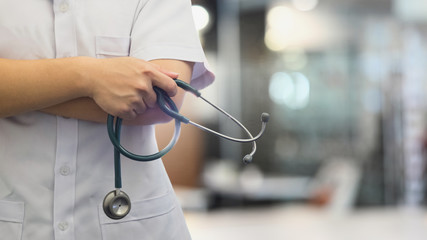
[103,79,269,220]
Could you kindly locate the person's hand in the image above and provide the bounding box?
[81,57,178,120]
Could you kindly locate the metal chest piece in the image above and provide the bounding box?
[103,190,131,220]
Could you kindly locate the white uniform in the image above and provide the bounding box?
[0,0,214,239]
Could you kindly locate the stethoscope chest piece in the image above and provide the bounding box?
[103,190,131,220]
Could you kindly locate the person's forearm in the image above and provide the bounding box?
[41,96,178,125]
[40,97,107,122]
[1,57,184,122]
[40,59,194,125]
[0,57,88,118]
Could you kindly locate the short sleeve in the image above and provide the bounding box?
[129,0,214,90]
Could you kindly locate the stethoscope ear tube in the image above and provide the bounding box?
[174,79,201,97]
[154,80,269,163]
[154,87,190,124]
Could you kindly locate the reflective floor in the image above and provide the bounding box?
[185,205,427,240]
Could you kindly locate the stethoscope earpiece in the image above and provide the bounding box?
[243,154,253,164]
[261,112,270,123]
[103,190,131,220]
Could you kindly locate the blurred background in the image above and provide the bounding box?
[156,0,427,239]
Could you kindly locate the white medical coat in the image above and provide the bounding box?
[0,0,214,239]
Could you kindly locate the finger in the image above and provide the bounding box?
[150,74,177,98]
[159,69,179,79]
[149,62,179,79]
[132,100,147,115]
[120,107,138,120]
[141,63,177,97]
[142,88,157,108]
[150,62,179,79]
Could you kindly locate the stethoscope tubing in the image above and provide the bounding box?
[107,79,269,185]
[156,84,268,143]
[189,95,267,143]
[108,92,181,189]
[108,79,269,165]
[104,79,269,219]
[107,114,181,162]
[151,80,269,163]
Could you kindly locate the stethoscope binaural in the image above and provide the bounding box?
[103,79,269,220]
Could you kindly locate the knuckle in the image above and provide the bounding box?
[141,64,155,76]
[135,81,150,93]
[165,81,178,96]
[147,97,157,108]
[117,105,134,120]
[130,95,141,104]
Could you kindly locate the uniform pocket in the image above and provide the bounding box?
[95,36,131,58]
[99,190,190,240]
[0,200,24,240]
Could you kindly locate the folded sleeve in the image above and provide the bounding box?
[129,0,214,90]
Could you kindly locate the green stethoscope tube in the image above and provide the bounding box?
[108,79,270,188]
[105,79,269,219]
[107,87,182,189]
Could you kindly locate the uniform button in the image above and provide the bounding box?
[59,166,71,176]
[59,2,69,12]
[58,222,69,231]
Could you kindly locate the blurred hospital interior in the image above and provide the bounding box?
[156,0,427,239]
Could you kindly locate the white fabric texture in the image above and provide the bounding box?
[0,0,214,239]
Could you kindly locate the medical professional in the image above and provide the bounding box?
[0,0,214,239]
